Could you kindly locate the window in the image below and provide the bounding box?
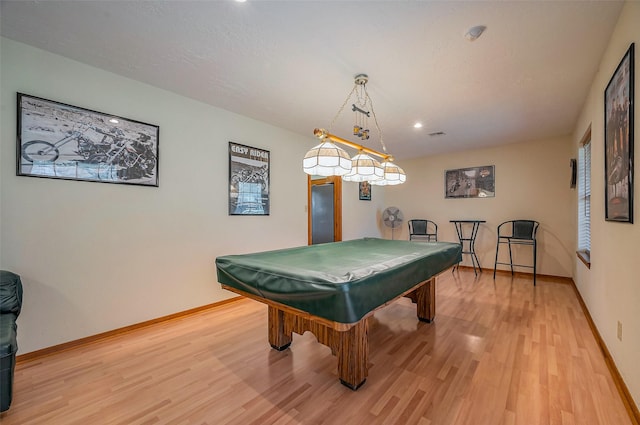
[577,127,591,268]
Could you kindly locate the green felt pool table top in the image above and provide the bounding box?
[215,238,462,324]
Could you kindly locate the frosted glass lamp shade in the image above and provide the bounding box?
[371,161,407,186]
[342,153,384,182]
[303,142,352,176]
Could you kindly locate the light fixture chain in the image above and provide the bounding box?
[355,84,368,108]
[329,84,357,132]
[364,84,388,154]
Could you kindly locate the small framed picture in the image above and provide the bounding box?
[359,181,371,201]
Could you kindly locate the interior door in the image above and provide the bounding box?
[308,176,342,245]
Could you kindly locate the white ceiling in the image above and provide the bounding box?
[0,1,624,160]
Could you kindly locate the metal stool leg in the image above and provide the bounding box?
[533,240,537,286]
[508,240,514,275]
[493,239,500,279]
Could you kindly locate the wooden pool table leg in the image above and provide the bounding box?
[266,305,369,390]
[337,319,368,390]
[405,277,436,322]
[268,306,292,350]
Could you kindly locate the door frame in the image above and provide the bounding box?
[308,176,342,245]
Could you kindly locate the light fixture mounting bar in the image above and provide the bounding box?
[313,128,391,161]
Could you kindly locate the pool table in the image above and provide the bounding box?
[215,238,462,389]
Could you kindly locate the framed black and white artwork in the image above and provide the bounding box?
[17,93,159,186]
[228,142,270,215]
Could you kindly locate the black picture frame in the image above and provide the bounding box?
[605,43,634,223]
[228,142,270,215]
[445,165,495,198]
[17,93,159,186]
[359,181,371,201]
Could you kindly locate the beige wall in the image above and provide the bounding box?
[343,182,388,241]
[0,38,384,354]
[3,3,639,409]
[385,136,575,278]
[572,1,640,409]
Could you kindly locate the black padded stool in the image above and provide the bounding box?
[408,219,438,242]
[493,220,539,285]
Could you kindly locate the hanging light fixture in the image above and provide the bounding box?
[371,159,406,186]
[342,151,384,182]
[302,140,352,176]
[302,74,406,185]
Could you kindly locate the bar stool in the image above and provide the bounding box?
[493,220,539,285]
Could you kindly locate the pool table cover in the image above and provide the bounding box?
[215,238,462,324]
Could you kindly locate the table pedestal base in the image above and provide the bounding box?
[450,220,486,276]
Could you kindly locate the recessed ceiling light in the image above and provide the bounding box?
[235,0,247,2]
[413,122,423,129]
[464,25,486,42]
[109,118,119,124]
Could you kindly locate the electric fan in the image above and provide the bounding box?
[382,206,404,240]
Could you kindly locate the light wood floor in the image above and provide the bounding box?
[1,269,632,425]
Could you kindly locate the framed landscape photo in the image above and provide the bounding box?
[228,142,270,215]
[604,43,634,223]
[17,93,159,186]
[445,165,495,198]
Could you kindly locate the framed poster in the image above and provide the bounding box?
[359,181,371,200]
[604,43,634,223]
[445,165,495,198]
[228,142,270,215]
[17,93,159,186]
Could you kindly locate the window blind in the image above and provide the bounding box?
[578,140,591,253]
